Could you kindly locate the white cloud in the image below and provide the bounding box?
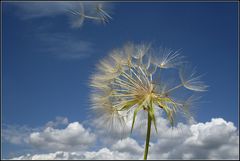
[33,32,94,59]
[3,116,69,145]
[45,116,68,128]
[83,148,137,160]
[3,117,96,153]
[111,137,143,155]
[8,2,113,28]
[12,2,74,19]
[148,118,239,160]
[29,122,96,151]
[4,117,239,160]
[10,151,78,160]
[10,148,136,160]
[4,3,111,60]
[2,124,33,145]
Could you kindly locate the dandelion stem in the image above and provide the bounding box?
[144,111,152,160]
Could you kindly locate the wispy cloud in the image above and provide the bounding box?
[10,2,113,28]
[45,116,68,128]
[33,32,94,59]
[4,2,111,59]
[3,115,239,159]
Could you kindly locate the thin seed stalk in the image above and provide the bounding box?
[144,111,152,160]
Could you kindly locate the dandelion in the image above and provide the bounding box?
[68,2,112,28]
[90,43,207,160]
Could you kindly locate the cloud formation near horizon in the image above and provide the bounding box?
[3,116,239,160]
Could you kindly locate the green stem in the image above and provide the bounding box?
[144,112,152,160]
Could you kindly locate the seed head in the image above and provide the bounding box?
[90,43,207,134]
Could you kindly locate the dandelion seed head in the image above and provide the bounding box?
[90,43,207,134]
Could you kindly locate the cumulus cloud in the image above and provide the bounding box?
[10,148,136,160]
[2,116,69,145]
[148,118,239,160]
[29,122,96,151]
[10,138,141,160]
[111,137,143,156]
[4,117,239,160]
[3,117,96,153]
[2,124,33,145]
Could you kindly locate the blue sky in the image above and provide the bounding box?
[2,2,239,160]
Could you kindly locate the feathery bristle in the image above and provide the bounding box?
[90,43,207,134]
